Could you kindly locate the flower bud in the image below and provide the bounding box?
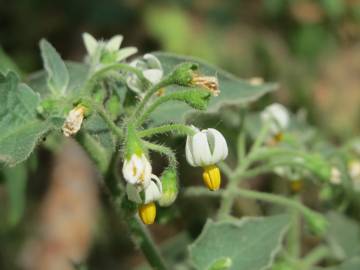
[167,62,199,86]
[304,211,328,236]
[158,169,178,207]
[62,105,87,137]
[138,202,156,225]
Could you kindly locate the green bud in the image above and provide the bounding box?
[167,62,198,86]
[303,154,331,181]
[304,211,329,236]
[158,168,178,207]
[107,95,121,119]
[166,89,211,111]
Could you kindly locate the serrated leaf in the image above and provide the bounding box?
[189,215,289,270]
[326,212,360,260]
[149,52,277,125]
[40,39,70,94]
[0,72,48,166]
[2,162,27,226]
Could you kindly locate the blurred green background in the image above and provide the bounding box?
[2,0,360,138]
[2,0,360,269]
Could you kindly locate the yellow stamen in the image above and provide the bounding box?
[290,179,303,193]
[138,202,156,225]
[274,132,283,143]
[202,165,221,191]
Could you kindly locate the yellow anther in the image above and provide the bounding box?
[138,202,156,225]
[202,165,221,191]
[290,179,303,193]
[274,132,283,143]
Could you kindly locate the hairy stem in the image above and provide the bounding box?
[138,124,195,138]
[143,141,177,169]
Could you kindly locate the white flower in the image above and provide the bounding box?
[330,167,341,185]
[186,127,228,167]
[122,154,152,186]
[126,174,162,204]
[82,32,137,63]
[62,106,86,137]
[261,103,290,135]
[127,54,163,95]
[349,160,360,191]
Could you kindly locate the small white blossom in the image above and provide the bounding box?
[127,54,163,95]
[122,154,152,186]
[186,127,228,167]
[349,160,360,191]
[126,174,162,204]
[62,106,86,137]
[261,103,290,135]
[330,167,341,185]
[82,32,137,64]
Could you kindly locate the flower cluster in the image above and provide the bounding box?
[121,126,228,224]
[60,33,228,225]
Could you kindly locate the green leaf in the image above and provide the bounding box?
[189,215,289,270]
[0,72,48,166]
[2,162,27,226]
[149,52,277,125]
[28,61,88,98]
[40,39,70,94]
[0,46,22,77]
[326,212,360,260]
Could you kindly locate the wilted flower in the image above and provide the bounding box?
[186,127,228,190]
[122,153,152,186]
[62,105,86,137]
[261,103,290,140]
[191,74,220,96]
[127,54,164,95]
[82,32,137,65]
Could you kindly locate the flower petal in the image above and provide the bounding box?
[116,47,138,62]
[106,35,123,51]
[144,175,162,204]
[186,135,196,167]
[192,131,212,166]
[82,33,98,55]
[126,184,142,203]
[144,54,162,69]
[143,69,163,85]
[206,128,228,163]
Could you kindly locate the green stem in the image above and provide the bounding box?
[77,134,168,270]
[185,186,318,220]
[132,79,171,121]
[84,63,146,93]
[95,105,123,139]
[287,201,301,260]
[127,216,169,270]
[300,245,330,270]
[143,141,177,169]
[138,124,195,138]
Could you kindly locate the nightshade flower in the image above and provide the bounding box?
[126,175,162,225]
[62,105,86,137]
[261,103,290,141]
[82,32,137,64]
[186,127,228,191]
[122,154,152,187]
[127,54,164,96]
